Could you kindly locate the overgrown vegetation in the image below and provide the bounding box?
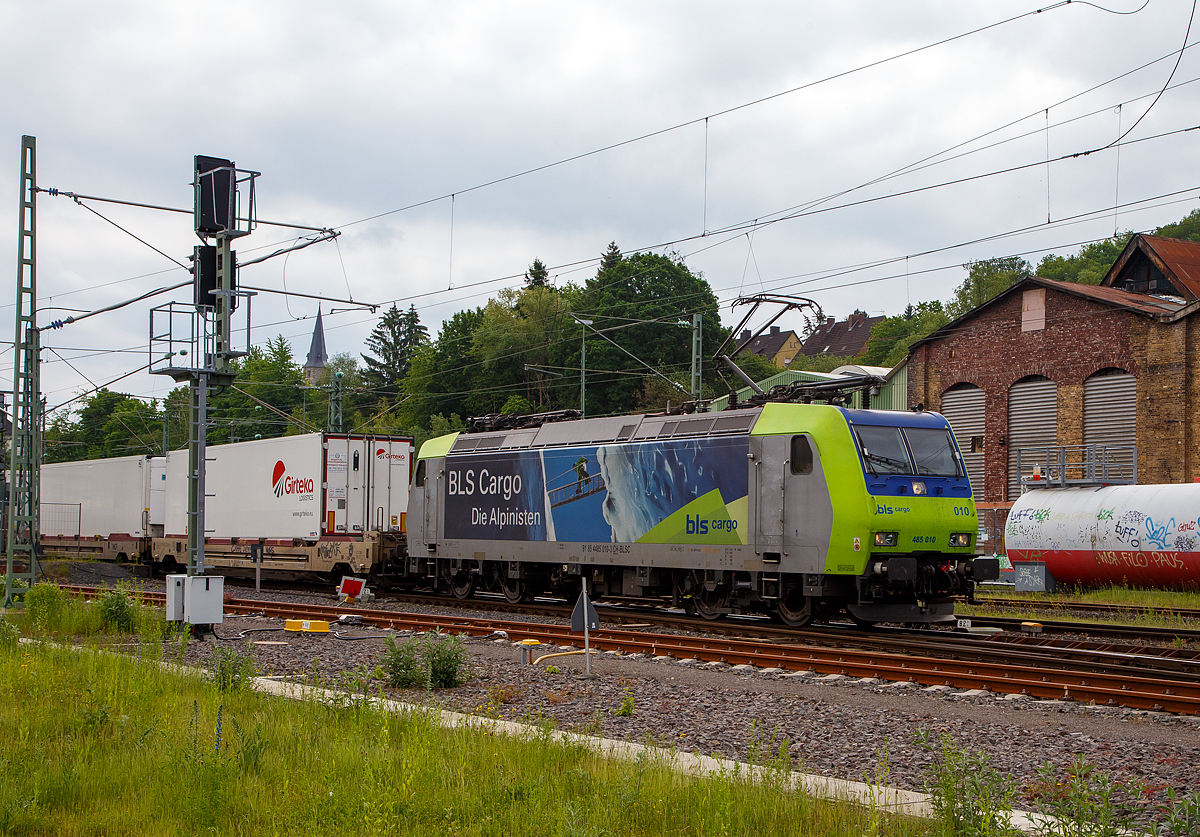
[382,631,471,689]
[919,731,1019,837]
[965,584,1200,633]
[1,640,933,837]
[7,590,1200,834]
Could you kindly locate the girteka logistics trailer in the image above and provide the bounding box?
[39,432,413,579]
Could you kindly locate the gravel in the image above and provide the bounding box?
[49,561,1200,818]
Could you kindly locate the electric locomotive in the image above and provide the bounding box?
[403,401,998,626]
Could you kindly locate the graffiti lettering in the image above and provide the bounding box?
[1144,517,1174,551]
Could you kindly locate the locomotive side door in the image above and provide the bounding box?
[411,457,443,551]
[781,434,832,574]
[750,435,787,558]
[407,459,427,545]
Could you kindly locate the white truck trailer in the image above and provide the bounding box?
[40,454,164,561]
[40,432,413,579]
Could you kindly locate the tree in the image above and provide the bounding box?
[472,284,574,410]
[524,258,549,288]
[44,389,163,462]
[401,307,489,427]
[946,257,1031,320]
[1154,208,1200,242]
[362,304,428,397]
[1037,233,1132,285]
[857,301,949,367]
[577,248,722,417]
[598,241,622,275]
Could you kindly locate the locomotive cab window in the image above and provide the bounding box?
[853,426,913,475]
[790,436,814,475]
[414,459,426,487]
[904,428,962,477]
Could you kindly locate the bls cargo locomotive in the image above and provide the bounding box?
[403,402,998,626]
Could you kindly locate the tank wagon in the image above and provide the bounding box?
[1007,483,1200,588]
[39,432,413,580]
[401,403,998,625]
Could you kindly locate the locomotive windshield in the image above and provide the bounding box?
[853,425,963,478]
[905,428,961,477]
[854,426,912,475]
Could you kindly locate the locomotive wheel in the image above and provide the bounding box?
[690,587,728,621]
[502,578,531,604]
[774,589,814,628]
[448,572,476,600]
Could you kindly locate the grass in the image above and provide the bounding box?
[964,584,1200,632]
[0,589,934,837]
[5,583,1195,835]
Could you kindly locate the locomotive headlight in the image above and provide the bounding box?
[874,531,899,547]
[911,481,927,495]
[949,533,972,548]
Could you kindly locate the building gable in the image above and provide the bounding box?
[1101,234,1200,302]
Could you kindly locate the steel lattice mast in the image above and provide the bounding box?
[6,136,40,607]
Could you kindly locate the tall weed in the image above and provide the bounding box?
[23,583,65,631]
[98,587,137,632]
[381,632,470,689]
[1027,756,1138,837]
[209,645,257,693]
[918,730,1019,837]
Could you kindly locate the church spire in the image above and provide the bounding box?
[303,306,328,384]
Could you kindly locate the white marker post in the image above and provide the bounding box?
[570,585,600,676]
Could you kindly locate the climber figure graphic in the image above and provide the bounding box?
[573,457,589,493]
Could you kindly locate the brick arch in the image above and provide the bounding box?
[1000,369,1058,390]
[1082,361,1137,383]
[941,380,984,395]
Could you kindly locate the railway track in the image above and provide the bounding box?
[59,583,1200,715]
[974,595,1200,622]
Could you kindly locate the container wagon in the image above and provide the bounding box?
[39,432,413,580]
[39,454,164,562]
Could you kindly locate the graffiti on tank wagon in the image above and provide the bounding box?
[1144,517,1174,550]
[1095,550,1188,570]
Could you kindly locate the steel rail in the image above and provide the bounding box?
[58,584,1200,714]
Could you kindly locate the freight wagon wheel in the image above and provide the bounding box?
[448,572,476,600]
[774,589,814,628]
[502,578,532,604]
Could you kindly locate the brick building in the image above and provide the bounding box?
[905,234,1200,504]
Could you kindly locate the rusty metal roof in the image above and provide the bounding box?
[907,275,1188,355]
[1137,235,1200,300]
[1037,276,1185,316]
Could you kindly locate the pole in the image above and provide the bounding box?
[187,373,208,576]
[7,136,39,606]
[573,316,592,418]
[691,313,702,403]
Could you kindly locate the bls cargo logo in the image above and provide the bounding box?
[375,448,406,461]
[272,460,314,498]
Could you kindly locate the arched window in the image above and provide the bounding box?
[940,383,985,498]
[1008,375,1057,500]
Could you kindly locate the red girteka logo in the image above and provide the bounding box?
[271,461,314,497]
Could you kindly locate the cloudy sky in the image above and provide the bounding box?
[2,0,1198,411]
